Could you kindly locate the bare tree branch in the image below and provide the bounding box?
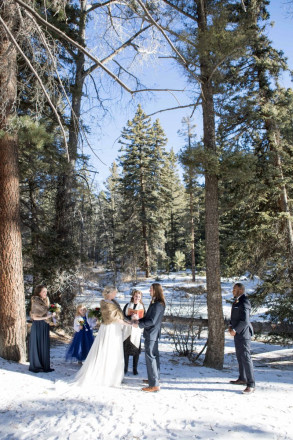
[0,15,70,160]
[146,102,200,118]
[161,0,198,22]
[133,88,186,94]
[131,0,203,84]
[13,0,134,94]
[22,8,75,119]
[134,0,188,66]
[84,24,152,76]
[86,0,123,14]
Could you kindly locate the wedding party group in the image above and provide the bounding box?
[28,281,255,394]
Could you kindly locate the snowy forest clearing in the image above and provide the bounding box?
[1,274,293,440]
[0,330,292,439]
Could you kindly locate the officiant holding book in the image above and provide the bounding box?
[123,289,145,375]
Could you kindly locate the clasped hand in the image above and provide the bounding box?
[228,327,236,336]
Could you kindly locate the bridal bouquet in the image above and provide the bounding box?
[49,303,61,323]
[88,307,102,322]
[49,303,61,313]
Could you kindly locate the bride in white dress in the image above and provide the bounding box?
[73,286,131,388]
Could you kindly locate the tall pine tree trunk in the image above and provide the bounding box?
[202,81,225,369]
[187,128,196,283]
[197,1,225,369]
[189,190,196,282]
[0,0,26,361]
[141,198,150,278]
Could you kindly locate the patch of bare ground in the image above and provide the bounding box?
[49,328,72,347]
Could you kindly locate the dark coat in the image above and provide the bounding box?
[230,294,254,339]
[138,301,165,341]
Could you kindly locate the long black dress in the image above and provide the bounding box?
[29,296,52,373]
[29,321,51,372]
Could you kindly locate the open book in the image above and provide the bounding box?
[128,308,144,319]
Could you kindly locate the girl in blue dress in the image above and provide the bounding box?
[66,304,94,363]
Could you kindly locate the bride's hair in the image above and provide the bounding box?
[102,285,117,298]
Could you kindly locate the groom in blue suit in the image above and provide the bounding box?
[229,283,255,394]
[134,283,165,393]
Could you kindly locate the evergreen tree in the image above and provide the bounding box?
[178,117,201,282]
[118,105,169,277]
[163,149,188,272]
[217,0,293,323]
[96,162,124,281]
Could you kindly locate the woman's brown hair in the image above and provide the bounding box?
[130,289,144,305]
[34,284,47,296]
[152,283,166,306]
[33,284,49,306]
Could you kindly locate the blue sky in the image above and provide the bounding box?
[83,1,293,189]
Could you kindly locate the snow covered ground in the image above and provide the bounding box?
[0,273,292,440]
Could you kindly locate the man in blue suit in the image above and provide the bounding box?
[229,283,255,394]
[133,283,165,393]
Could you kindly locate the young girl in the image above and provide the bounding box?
[66,304,94,363]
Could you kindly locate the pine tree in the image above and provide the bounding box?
[217,0,293,322]
[163,149,188,272]
[96,162,124,281]
[118,105,169,277]
[178,117,201,282]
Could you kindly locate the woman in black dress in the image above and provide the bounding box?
[123,289,145,375]
[29,284,54,373]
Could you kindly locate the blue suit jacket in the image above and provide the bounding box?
[230,294,254,338]
[138,301,165,341]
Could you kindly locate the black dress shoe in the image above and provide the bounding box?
[230,379,247,385]
[133,370,138,375]
[44,368,55,373]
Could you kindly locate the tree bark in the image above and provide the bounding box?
[197,0,225,369]
[0,0,26,361]
[141,198,150,278]
[189,190,196,282]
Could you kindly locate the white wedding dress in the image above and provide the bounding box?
[73,320,124,388]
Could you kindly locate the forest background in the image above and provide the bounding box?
[1,0,293,371]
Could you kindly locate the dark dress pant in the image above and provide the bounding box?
[234,334,255,387]
[144,338,160,387]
